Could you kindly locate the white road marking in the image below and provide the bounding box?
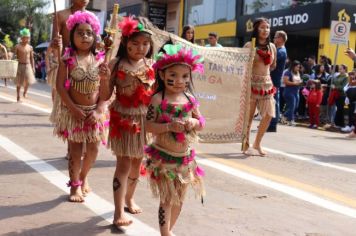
[0,134,159,236]
[197,157,356,219]
[0,94,51,113]
[5,84,52,99]
[263,147,356,175]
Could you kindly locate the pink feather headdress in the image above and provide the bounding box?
[153,44,204,74]
[118,15,152,37]
[66,11,101,35]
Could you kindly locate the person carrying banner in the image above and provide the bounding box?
[243,17,276,156]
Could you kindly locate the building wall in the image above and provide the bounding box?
[166,1,181,34]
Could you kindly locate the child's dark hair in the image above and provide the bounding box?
[181,25,195,43]
[115,17,154,61]
[289,60,301,72]
[154,41,195,97]
[69,23,97,55]
[251,17,271,50]
[115,32,153,60]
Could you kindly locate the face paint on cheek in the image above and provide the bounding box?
[167,79,174,87]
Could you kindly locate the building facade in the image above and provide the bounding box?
[235,0,356,69]
[110,0,356,69]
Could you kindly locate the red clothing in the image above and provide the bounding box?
[307,89,323,105]
[307,89,323,126]
[308,104,320,126]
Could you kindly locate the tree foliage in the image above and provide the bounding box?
[3,34,14,48]
[0,0,50,49]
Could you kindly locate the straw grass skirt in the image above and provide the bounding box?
[47,65,58,89]
[108,101,150,158]
[53,104,109,144]
[13,63,35,86]
[251,74,275,118]
[145,144,205,205]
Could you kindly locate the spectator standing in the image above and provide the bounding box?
[307,55,317,74]
[181,25,195,44]
[341,71,356,133]
[332,64,348,128]
[267,30,287,132]
[312,64,330,124]
[205,32,223,47]
[307,80,323,128]
[282,60,302,126]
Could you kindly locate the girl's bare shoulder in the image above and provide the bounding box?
[151,92,163,105]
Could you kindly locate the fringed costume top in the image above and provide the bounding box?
[109,59,155,158]
[53,50,108,144]
[145,92,205,205]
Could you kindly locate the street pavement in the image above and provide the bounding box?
[0,80,355,236]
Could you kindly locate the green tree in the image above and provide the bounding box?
[0,0,50,48]
[3,34,14,48]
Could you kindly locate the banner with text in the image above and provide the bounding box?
[144,20,254,143]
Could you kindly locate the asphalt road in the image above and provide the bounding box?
[0,80,355,236]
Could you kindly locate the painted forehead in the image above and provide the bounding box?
[166,64,191,73]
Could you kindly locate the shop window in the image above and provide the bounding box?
[184,0,236,26]
[243,0,322,15]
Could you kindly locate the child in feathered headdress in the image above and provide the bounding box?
[144,43,206,236]
[99,15,155,227]
[53,11,109,203]
[13,28,36,102]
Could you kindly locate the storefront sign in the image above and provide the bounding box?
[237,3,328,36]
[148,3,166,30]
[330,3,356,30]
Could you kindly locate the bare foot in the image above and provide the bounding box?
[347,133,356,138]
[69,186,84,202]
[241,139,250,154]
[17,95,21,102]
[252,144,267,156]
[125,198,143,214]
[113,216,133,227]
[23,92,27,98]
[242,147,259,156]
[81,179,91,197]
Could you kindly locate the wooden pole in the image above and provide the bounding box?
[104,3,120,63]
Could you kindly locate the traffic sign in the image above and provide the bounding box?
[330,20,351,45]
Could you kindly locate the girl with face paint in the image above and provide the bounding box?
[54,11,108,203]
[242,17,277,156]
[99,16,155,228]
[144,43,205,236]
